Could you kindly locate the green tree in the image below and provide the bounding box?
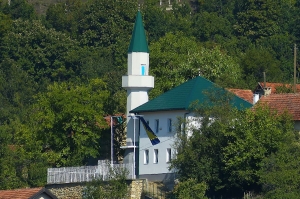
[259,143,300,198]
[149,32,243,97]
[171,97,295,197]
[6,119,48,187]
[241,47,282,85]
[0,12,11,39]
[170,1,193,35]
[234,0,287,41]
[45,0,83,37]
[28,79,110,167]
[196,0,236,16]
[290,1,300,42]
[83,164,129,199]
[173,179,208,199]
[0,58,37,124]
[102,70,127,114]
[0,122,20,190]
[0,118,48,189]
[45,0,140,71]
[77,0,137,68]
[143,0,193,42]
[78,0,136,46]
[143,0,173,42]
[256,34,295,81]
[0,19,82,88]
[192,11,232,42]
[1,0,36,20]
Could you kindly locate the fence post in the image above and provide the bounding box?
[153,183,154,198]
[156,184,158,198]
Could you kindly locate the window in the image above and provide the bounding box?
[155,119,159,133]
[154,149,158,163]
[167,119,172,133]
[144,150,149,164]
[178,122,182,133]
[141,64,146,76]
[166,148,171,163]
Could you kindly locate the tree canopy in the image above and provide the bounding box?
[149,32,243,97]
[171,98,297,198]
[28,79,110,167]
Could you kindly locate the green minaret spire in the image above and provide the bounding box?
[128,11,149,53]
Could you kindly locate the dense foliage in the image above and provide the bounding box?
[173,178,208,199]
[83,164,129,199]
[1,0,300,191]
[171,95,299,198]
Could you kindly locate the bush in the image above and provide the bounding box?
[173,178,208,199]
[83,165,129,199]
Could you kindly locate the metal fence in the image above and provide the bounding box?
[47,160,134,184]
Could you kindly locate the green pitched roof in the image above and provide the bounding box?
[130,76,253,113]
[128,11,149,53]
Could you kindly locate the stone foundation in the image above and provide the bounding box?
[46,179,146,199]
[46,183,84,199]
[128,179,146,199]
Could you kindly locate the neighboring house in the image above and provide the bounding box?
[227,88,254,104]
[227,82,300,105]
[0,187,58,199]
[247,82,300,131]
[129,76,253,181]
[254,82,300,96]
[258,93,300,131]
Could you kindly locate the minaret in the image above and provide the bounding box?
[122,11,154,177]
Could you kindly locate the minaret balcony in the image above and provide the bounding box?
[122,75,154,89]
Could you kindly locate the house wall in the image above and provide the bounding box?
[138,110,194,181]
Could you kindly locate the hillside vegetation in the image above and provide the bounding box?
[1,0,300,198]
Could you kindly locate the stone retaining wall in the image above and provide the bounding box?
[46,183,84,199]
[128,179,146,199]
[46,179,146,199]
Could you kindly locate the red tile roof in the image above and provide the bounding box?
[257,82,300,94]
[257,93,300,120]
[0,187,58,199]
[228,88,253,104]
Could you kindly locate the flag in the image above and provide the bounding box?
[140,117,160,145]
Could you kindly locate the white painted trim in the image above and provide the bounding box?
[120,146,138,149]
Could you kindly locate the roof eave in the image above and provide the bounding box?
[130,107,187,114]
[31,188,58,199]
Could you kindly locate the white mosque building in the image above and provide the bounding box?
[122,11,253,182]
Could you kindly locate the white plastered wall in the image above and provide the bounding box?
[138,110,195,175]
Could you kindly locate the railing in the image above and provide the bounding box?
[47,160,134,184]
